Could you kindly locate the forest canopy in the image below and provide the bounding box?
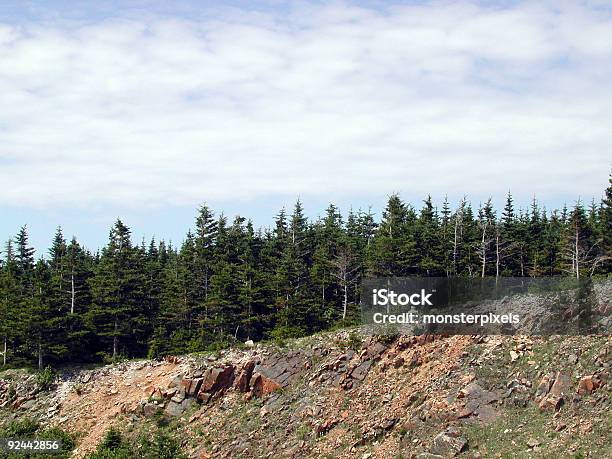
[1,179,610,369]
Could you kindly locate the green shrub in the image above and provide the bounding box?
[87,427,187,459]
[0,419,75,459]
[35,366,56,391]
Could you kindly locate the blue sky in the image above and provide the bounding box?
[1,1,611,253]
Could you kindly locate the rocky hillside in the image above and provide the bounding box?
[0,330,610,458]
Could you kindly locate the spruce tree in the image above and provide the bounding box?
[88,220,145,359]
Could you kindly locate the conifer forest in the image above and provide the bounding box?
[1,179,611,369]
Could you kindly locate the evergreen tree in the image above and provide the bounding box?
[88,220,146,359]
[368,194,416,276]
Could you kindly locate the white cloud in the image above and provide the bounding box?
[0,1,611,210]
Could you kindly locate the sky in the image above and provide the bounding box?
[0,0,611,253]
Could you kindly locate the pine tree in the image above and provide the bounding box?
[416,196,442,276]
[598,174,612,273]
[88,220,146,359]
[0,241,19,366]
[194,205,218,306]
[440,196,454,276]
[368,194,416,276]
[477,199,496,277]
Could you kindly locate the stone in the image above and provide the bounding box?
[187,378,203,397]
[350,360,373,381]
[577,375,600,395]
[181,398,195,411]
[143,402,158,417]
[200,366,235,393]
[527,438,541,448]
[245,340,255,348]
[535,373,554,399]
[171,391,185,403]
[367,342,387,360]
[234,360,256,393]
[430,428,468,457]
[164,400,185,417]
[251,373,282,398]
[168,375,182,388]
[538,372,570,412]
[550,372,570,398]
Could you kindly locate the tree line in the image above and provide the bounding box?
[1,179,610,368]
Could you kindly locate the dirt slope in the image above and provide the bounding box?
[1,331,610,458]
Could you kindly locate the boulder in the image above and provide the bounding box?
[350,360,373,382]
[197,365,235,403]
[200,365,235,393]
[577,375,600,395]
[250,373,282,398]
[187,378,203,397]
[143,402,158,417]
[234,360,256,393]
[430,427,468,457]
[538,372,570,412]
[535,373,554,399]
[165,400,185,417]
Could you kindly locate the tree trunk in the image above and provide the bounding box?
[481,220,487,278]
[70,273,75,314]
[575,227,580,280]
[496,231,500,280]
[453,217,459,276]
[38,340,43,370]
[342,281,348,320]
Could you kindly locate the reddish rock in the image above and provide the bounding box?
[535,373,554,399]
[315,418,338,435]
[180,378,193,395]
[200,365,235,393]
[366,341,387,360]
[538,372,570,412]
[577,375,600,395]
[234,360,256,393]
[250,373,282,398]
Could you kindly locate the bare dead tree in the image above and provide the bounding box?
[331,248,361,320]
[452,198,467,276]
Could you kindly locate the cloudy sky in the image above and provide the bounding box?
[1,0,611,252]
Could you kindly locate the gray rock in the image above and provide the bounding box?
[430,428,468,457]
[164,400,185,417]
[143,402,158,417]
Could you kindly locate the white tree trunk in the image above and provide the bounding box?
[480,220,488,278]
[575,227,580,280]
[342,280,348,320]
[70,273,75,314]
[495,231,500,280]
